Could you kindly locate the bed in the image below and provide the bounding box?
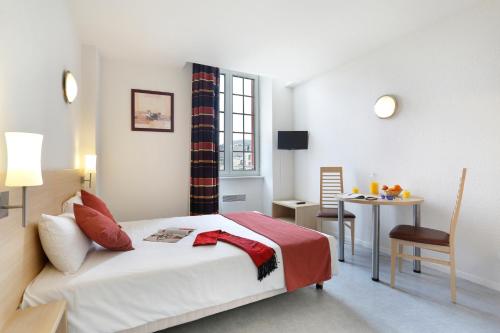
[21,213,338,333]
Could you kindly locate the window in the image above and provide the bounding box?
[219,70,259,176]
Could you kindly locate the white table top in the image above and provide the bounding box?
[272,200,319,209]
[335,194,424,206]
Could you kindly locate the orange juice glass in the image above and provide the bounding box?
[352,186,359,194]
[369,181,379,195]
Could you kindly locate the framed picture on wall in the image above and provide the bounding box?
[131,89,174,132]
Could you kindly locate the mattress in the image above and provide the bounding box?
[22,214,338,333]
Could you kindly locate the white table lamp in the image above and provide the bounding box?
[2,132,43,227]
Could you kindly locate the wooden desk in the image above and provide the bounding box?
[1,301,67,333]
[336,195,424,281]
[272,200,319,230]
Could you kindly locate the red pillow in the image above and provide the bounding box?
[81,190,117,223]
[74,204,133,251]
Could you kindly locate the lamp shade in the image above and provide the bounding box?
[374,95,397,119]
[5,132,43,187]
[63,71,78,103]
[84,154,97,173]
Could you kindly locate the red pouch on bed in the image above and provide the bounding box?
[74,204,133,251]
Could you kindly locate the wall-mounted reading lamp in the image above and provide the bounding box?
[63,70,78,104]
[0,132,44,227]
[81,154,96,188]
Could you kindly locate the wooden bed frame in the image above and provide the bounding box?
[0,169,81,330]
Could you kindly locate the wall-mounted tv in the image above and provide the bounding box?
[277,131,308,150]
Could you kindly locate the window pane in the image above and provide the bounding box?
[233,95,243,114]
[244,97,252,114]
[244,134,253,152]
[219,154,224,171]
[219,112,224,131]
[233,152,244,171]
[233,77,243,95]
[219,93,224,111]
[233,133,243,151]
[244,152,255,170]
[219,132,224,151]
[233,114,243,132]
[220,74,225,93]
[244,115,253,133]
[244,79,253,96]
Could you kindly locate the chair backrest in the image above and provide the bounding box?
[320,167,344,209]
[449,168,467,246]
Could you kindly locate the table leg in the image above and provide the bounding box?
[413,204,421,273]
[372,205,380,281]
[338,200,345,262]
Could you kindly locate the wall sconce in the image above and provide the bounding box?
[81,154,96,188]
[63,70,78,104]
[374,95,397,119]
[0,132,44,227]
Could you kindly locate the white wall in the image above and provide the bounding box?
[0,0,82,171]
[97,61,292,219]
[98,59,191,221]
[80,45,100,192]
[293,2,500,290]
[272,80,294,201]
[259,77,274,214]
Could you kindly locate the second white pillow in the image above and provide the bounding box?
[62,193,83,214]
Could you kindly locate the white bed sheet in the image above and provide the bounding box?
[22,214,337,333]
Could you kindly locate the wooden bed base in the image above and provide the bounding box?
[0,170,81,330]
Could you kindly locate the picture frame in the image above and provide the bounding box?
[131,89,174,132]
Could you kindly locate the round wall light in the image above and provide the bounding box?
[374,95,397,119]
[63,70,78,104]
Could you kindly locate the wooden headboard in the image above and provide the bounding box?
[0,169,81,329]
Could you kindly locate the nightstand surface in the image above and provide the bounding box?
[2,300,67,333]
[272,200,320,230]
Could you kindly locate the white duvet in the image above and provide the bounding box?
[22,214,337,333]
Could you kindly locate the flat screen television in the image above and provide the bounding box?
[277,131,308,150]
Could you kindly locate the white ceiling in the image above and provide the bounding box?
[69,0,482,84]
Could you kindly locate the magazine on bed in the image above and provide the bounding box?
[144,228,195,243]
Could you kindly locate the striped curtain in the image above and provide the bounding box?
[190,63,220,215]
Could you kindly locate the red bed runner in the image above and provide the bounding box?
[223,212,332,292]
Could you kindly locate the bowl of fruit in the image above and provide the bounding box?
[382,184,403,198]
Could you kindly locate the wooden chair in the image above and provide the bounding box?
[390,168,466,303]
[316,167,356,255]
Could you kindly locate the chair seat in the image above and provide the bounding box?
[389,225,449,246]
[317,208,356,219]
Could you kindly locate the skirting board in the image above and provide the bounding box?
[354,238,500,292]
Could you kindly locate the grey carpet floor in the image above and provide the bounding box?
[161,243,500,332]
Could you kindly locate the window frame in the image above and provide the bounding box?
[219,69,260,177]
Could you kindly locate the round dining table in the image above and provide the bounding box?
[336,195,424,281]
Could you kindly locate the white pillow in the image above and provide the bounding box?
[62,193,83,214]
[38,213,92,274]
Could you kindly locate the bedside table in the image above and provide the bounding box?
[2,300,67,333]
[272,200,319,230]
